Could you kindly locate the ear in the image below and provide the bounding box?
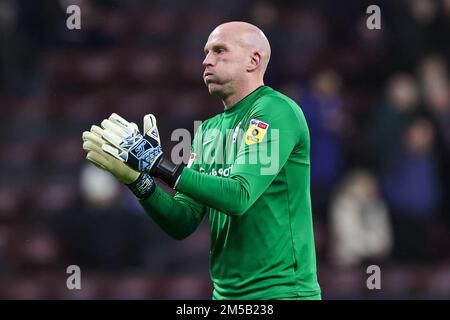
[247,51,261,73]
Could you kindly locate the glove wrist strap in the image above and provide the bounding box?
[151,156,184,188]
[127,173,156,199]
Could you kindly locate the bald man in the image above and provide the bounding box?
[83,21,321,300]
[202,22,271,107]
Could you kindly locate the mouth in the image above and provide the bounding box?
[204,72,216,84]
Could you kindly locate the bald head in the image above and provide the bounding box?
[208,21,271,75]
[202,22,271,107]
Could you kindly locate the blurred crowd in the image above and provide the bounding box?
[0,0,450,299]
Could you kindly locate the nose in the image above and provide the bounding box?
[202,52,214,68]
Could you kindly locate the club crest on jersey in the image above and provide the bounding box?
[245,119,269,145]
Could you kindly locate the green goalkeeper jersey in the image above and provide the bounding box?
[140,86,321,299]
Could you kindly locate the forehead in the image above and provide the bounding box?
[204,28,237,49]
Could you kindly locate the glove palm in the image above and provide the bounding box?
[82,125,140,184]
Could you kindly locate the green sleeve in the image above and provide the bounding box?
[139,185,206,240]
[138,126,207,240]
[176,95,307,215]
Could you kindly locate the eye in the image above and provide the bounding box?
[215,47,226,54]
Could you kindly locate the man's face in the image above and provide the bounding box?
[202,30,248,98]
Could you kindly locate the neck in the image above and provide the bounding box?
[223,80,264,109]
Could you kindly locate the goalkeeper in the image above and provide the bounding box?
[82,21,321,300]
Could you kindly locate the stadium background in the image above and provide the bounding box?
[0,0,449,299]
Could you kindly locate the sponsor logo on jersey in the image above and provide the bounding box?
[199,166,232,177]
[245,119,269,145]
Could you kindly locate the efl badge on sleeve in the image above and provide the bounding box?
[245,119,269,145]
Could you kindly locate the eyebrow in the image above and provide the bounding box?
[204,43,228,54]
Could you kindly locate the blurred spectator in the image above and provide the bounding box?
[418,54,450,154]
[49,164,158,271]
[367,73,420,167]
[280,8,328,77]
[80,163,120,209]
[380,118,442,261]
[417,53,448,89]
[329,169,392,267]
[418,57,450,229]
[300,69,346,218]
[385,0,450,71]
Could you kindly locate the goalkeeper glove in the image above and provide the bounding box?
[82,125,156,199]
[99,113,184,188]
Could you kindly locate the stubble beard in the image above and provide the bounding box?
[206,78,235,102]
